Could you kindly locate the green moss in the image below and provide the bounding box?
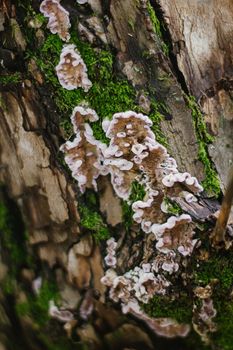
[194,250,233,292]
[0,72,22,86]
[146,2,169,56]
[163,197,182,215]
[187,96,221,196]
[142,294,193,323]
[16,281,60,326]
[212,300,233,350]
[79,204,110,241]
[27,32,135,143]
[149,100,168,147]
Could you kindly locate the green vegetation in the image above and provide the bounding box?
[187,96,221,196]
[213,300,233,350]
[146,2,169,55]
[79,194,110,241]
[26,32,135,143]
[16,281,60,326]
[142,294,193,323]
[195,250,233,292]
[163,197,182,215]
[149,100,168,147]
[0,72,22,86]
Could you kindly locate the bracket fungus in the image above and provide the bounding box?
[122,300,190,338]
[56,44,92,91]
[60,106,106,193]
[40,0,71,41]
[49,300,74,323]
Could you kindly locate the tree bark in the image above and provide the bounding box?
[0,1,232,350]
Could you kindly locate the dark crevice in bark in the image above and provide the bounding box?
[149,0,190,95]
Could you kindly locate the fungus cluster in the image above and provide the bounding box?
[122,300,190,338]
[104,238,117,268]
[40,0,71,41]
[60,106,106,193]
[40,2,92,92]
[40,0,209,340]
[56,45,92,91]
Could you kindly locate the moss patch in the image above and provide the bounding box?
[146,2,169,55]
[0,72,22,86]
[149,100,168,147]
[79,192,110,241]
[16,281,60,326]
[163,197,182,215]
[26,32,135,143]
[142,294,193,323]
[186,96,221,197]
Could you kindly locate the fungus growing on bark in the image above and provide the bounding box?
[40,0,71,41]
[162,172,203,194]
[77,0,88,3]
[56,45,92,91]
[104,237,117,268]
[122,300,190,338]
[60,106,106,193]
[49,300,74,322]
[102,111,169,200]
[153,251,180,274]
[153,214,197,257]
[193,298,217,344]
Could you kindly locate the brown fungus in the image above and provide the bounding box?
[56,45,92,91]
[60,106,106,193]
[40,0,71,41]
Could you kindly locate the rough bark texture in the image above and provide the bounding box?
[0,1,233,350]
[158,0,233,188]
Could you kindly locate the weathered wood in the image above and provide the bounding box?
[158,0,233,188]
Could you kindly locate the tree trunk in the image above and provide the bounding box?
[0,1,232,349]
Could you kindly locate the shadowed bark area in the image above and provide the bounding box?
[0,1,233,350]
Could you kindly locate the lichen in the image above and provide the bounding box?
[186,96,221,197]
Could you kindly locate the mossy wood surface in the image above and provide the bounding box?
[0,1,232,350]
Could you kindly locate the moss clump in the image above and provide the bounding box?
[212,300,233,350]
[79,203,110,241]
[149,100,168,147]
[146,2,169,55]
[142,294,193,323]
[0,72,22,86]
[186,96,221,197]
[16,281,60,326]
[163,197,182,215]
[195,250,233,292]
